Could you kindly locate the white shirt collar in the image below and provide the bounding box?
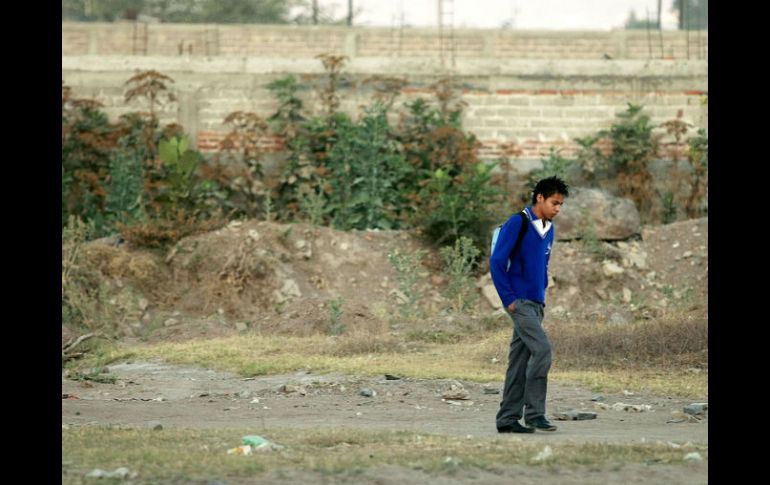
[525,206,552,237]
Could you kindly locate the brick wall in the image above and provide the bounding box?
[62,25,707,167]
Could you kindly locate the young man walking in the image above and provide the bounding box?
[490,176,568,433]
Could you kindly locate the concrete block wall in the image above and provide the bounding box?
[62,24,707,169]
[62,22,708,60]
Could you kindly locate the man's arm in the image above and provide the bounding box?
[490,214,522,309]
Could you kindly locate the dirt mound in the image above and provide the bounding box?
[68,217,707,342]
[544,217,708,324]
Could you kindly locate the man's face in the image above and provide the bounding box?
[536,193,565,220]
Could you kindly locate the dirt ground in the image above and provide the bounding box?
[62,362,707,483]
[62,216,708,483]
[63,361,707,444]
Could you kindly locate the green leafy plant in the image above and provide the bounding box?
[157,135,204,211]
[298,186,329,225]
[326,103,411,230]
[598,103,660,222]
[412,162,501,250]
[573,135,605,186]
[387,249,427,320]
[328,297,346,335]
[684,128,708,218]
[660,191,677,224]
[106,140,145,226]
[439,236,481,313]
[529,147,575,188]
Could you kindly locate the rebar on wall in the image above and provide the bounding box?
[132,21,148,56]
[204,26,220,57]
[389,1,405,58]
[437,0,456,71]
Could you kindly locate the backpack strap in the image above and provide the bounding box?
[508,210,530,263]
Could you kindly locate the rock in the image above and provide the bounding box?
[235,322,248,332]
[294,240,312,259]
[591,395,605,402]
[279,384,307,396]
[623,249,648,269]
[553,410,598,420]
[442,389,470,400]
[483,386,500,395]
[138,298,149,311]
[684,403,708,415]
[622,288,632,303]
[555,188,641,240]
[164,318,179,327]
[609,312,630,325]
[273,279,302,304]
[668,411,702,423]
[442,382,469,400]
[389,288,408,304]
[85,467,132,479]
[602,260,625,277]
[482,284,502,309]
[359,388,376,397]
[684,452,703,462]
[610,402,652,412]
[148,421,163,430]
[384,374,402,380]
[683,251,693,258]
[532,445,553,462]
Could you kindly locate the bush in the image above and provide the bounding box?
[439,237,481,313]
[598,103,659,222]
[325,103,411,230]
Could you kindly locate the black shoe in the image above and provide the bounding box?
[497,421,535,434]
[525,416,557,431]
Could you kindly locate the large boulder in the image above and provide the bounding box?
[555,187,640,241]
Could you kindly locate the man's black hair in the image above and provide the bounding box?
[531,176,569,204]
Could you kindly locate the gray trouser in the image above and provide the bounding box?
[495,298,552,427]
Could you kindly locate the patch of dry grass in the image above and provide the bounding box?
[549,317,708,369]
[77,323,707,398]
[62,426,707,484]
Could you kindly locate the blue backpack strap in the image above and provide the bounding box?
[508,210,529,262]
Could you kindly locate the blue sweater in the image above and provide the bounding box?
[490,206,554,307]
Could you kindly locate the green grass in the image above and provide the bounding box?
[62,426,707,483]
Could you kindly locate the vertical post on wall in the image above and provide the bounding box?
[657,0,664,59]
[646,8,653,59]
